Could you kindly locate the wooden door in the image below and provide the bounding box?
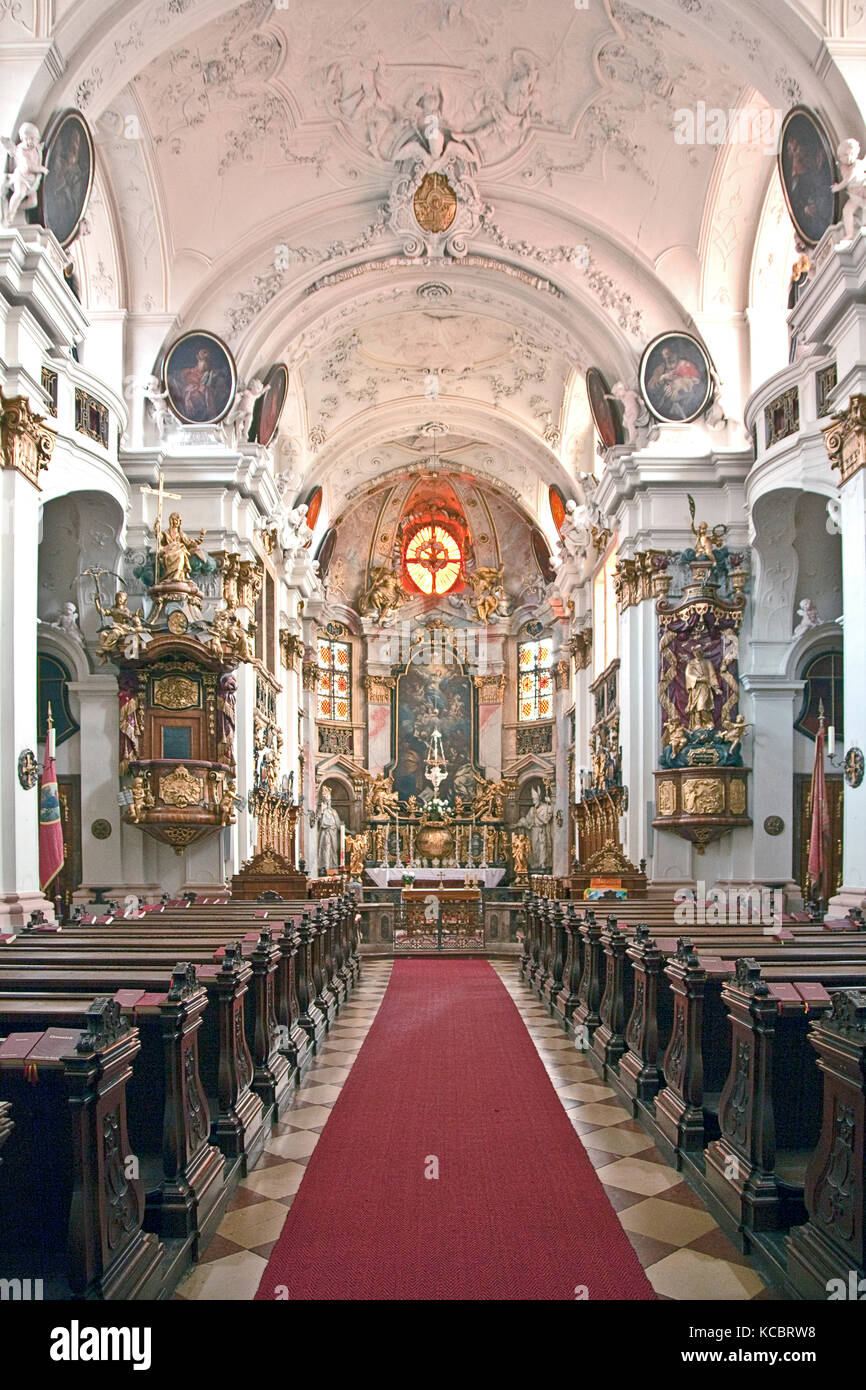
[56,775,83,916]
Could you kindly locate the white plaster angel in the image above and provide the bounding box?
[391,89,480,178]
[605,381,648,443]
[1,122,49,226]
[223,378,265,449]
[832,140,866,244]
[50,601,85,646]
[792,598,821,639]
[275,502,314,560]
[143,375,176,441]
[559,498,594,561]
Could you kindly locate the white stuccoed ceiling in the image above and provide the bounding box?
[14,0,866,523]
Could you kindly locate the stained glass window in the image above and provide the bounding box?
[317,639,351,723]
[405,523,462,595]
[518,638,554,722]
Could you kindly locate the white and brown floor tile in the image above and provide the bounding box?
[175,962,393,1300]
[491,960,779,1301]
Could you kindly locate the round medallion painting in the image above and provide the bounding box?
[639,332,713,425]
[778,106,838,248]
[253,363,289,447]
[586,367,623,449]
[38,109,94,248]
[162,331,237,425]
[549,485,567,534]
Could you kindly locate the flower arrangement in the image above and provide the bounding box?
[424,796,451,821]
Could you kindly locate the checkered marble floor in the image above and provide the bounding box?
[175,962,394,1300]
[177,958,782,1301]
[491,960,782,1301]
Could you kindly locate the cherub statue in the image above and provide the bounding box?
[831,139,866,243]
[272,501,313,560]
[223,378,265,448]
[687,494,726,559]
[51,601,85,646]
[1,122,49,226]
[359,566,404,623]
[368,773,400,818]
[720,714,751,755]
[143,375,174,441]
[792,598,820,638]
[605,381,648,443]
[465,566,507,623]
[663,716,689,759]
[219,780,237,826]
[391,88,480,178]
[127,771,153,824]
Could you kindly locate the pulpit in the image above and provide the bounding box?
[396,886,484,952]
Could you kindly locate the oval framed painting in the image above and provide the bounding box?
[586,367,623,449]
[304,486,323,535]
[162,331,237,425]
[531,528,557,584]
[639,332,714,424]
[38,109,94,249]
[253,362,289,447]
[316,527,338,578]
[778,106,838,248]
[548,484,567,534]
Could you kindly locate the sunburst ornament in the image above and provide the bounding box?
[405,523,462,595]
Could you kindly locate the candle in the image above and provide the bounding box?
[827,726,835,756]
[47,701,56,759]
[340,823,345,868]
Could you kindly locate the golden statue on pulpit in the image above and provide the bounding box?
[157,511,206,585]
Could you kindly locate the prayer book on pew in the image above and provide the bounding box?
[0,1032,44,1063]
[114,989,146,1009]
[767,982,803,1015]
[0,934,17,944]
[793,982,832,1009]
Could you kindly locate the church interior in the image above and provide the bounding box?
[2,0,866,1324]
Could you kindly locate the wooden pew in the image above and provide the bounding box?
[0,999,164,1298]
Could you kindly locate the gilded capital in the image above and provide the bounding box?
[823,394,866,486]
[570,628,592,671]
[279,628,304,672]
[365,673,395,704]
[237,558,264,611]
[0,391,54,488]
[473,672,506,703]
[302,659,319,691]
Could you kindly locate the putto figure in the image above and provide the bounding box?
[224,378,265,448]
[1,123,49,225]
[832,139,866,243]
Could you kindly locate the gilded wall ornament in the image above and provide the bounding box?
[657,780,676,816]
[845,747,865,789]
[473,673,506,704]
[159,765,204,809]
[413,172,457,233]
[763,815,784,836]
[17,749,38,789]
[152,676,199,710]
[0,392,55,488]
[729,779,747,816]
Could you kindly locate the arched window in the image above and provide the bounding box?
[317,631,351,723]
[37,653,78,746]
[518,636,553,722]
[404,523,462,595]
[795,651,843,741]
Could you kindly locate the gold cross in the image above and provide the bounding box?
[140,471,181,583]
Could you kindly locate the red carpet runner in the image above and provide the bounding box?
[256,959,656,1300]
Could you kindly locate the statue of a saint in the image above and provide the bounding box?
[368,773,400,818]
[515,785,554,869]
[156,511,206,585]
[347,833,367,879]
[316,785,343,872]
[684,645,721,731]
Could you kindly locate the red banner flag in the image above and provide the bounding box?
[807,721,830,900]
[39,713,64,894]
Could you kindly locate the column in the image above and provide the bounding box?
[828,455,866,911]
[740,676,804,893]
[552,650,571,876]
[0,424,54,924]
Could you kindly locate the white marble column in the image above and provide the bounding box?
[0,463,54,924]
[829,467,866,911]
[740,676,804,892]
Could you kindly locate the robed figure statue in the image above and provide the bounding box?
[316,785,343,872]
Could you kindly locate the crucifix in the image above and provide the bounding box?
[140,471,181,584]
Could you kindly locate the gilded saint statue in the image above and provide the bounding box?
[684,644,721,731]
[511,831,530,882]
[465,566,507,624]
[156,511,206,586]
[367,773,400,818]
[359,567,404,623]
[347,833,367,879]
